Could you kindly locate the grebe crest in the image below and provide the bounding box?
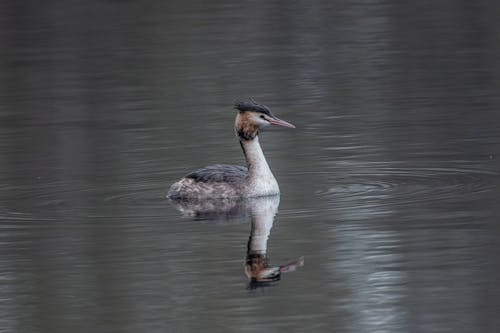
[167,99,295,199]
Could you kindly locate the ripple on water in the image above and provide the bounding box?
[1,178,168,221]
[316,161,497,212]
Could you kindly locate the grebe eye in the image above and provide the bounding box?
[260,115,265,119]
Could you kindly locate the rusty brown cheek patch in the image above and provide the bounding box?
[236,114,259,140]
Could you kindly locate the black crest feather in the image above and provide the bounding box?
[234,99,272,116]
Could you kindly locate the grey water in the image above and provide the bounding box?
[1,1,500,332]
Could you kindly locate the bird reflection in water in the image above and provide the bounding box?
[169,195,304,289]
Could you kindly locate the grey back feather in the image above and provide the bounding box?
[185,164,248,183]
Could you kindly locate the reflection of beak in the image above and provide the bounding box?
[279,256,305,273]
[269,117,296,128]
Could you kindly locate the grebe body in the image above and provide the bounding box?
[168,100,294,199]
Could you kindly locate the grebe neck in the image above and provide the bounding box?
[240,136,279,195]
[240,136,271,176]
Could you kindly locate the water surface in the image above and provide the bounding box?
[1,1,500,332]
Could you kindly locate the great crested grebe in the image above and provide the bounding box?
[168,99,295,199]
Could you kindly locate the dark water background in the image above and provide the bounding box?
[1,1,500,332]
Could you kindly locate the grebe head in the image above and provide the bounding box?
[234,99,295,140]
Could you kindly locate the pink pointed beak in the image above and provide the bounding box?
[268,117,296,128]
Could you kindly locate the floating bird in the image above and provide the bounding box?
[168,99,295,199]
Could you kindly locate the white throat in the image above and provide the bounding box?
[240,136,280,196]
